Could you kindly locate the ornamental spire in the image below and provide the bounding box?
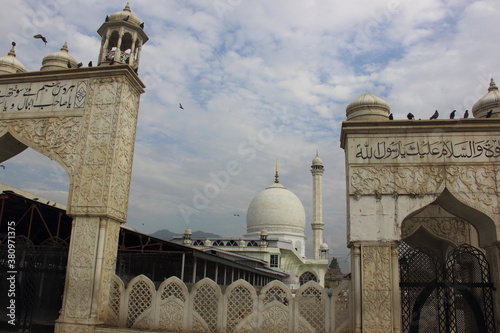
[274,158,279,183]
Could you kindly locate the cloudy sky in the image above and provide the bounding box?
[1,0,499,264]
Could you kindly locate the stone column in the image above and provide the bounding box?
[55,68,144,333]
[55,217,120,332]
[391,243,402,333]
[360,242,395,332]
[351,243,362,333]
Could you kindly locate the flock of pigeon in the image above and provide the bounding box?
[389,109,494,120]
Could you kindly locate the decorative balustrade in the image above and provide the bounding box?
[105,274,351,333]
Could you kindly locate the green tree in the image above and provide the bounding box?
[329,257,339,269]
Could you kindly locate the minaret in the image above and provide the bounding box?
[97,3,149,70]
[311,152,325,259]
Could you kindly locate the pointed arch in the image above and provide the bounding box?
[435,188,498,247]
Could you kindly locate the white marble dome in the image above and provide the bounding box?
[246,182,306,236]
[108,3,143,28]
[0,45,27,74]
[40,42,78,71]
[346,93,391,121]
[472,78,500,118]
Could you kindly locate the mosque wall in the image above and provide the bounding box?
[342,113,500,331]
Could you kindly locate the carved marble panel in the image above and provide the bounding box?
[0,117,82,176]
[402,216,471,245]
[361,245,393,331]
[350,165,444,195]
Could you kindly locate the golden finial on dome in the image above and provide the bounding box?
[274,158,279,183]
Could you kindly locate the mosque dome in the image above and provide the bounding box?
[246,182,306,236]
[346,93,391,121]
[472,78,500,118]
[0,44,27,74]
[107,3,143,28]
[40,42,79,71]
[312,154,323,166]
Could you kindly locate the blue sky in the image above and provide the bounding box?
[1,0,499,263]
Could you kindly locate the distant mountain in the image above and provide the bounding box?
[150,229,222,241]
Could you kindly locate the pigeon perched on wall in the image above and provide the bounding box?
[486,110,493,118]
[464,110,469,118]
[389,113,393,120]
[450,110,456,119]
[407,113,415,120]
[430,110,439,119]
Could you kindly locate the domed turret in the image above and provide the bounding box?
[346,93,391,121]
[97,3,149,70]
[0,44,27,74]
[472,78,500,118]
[40,42,78,71]
[312,154,323,167]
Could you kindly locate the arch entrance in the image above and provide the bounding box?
[0,5,148,332]
[399,201,496,333]
[341,91,500,332]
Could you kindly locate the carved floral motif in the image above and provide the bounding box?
[402,217,471,245]
[0,117,82,176]
[361,246,393,331]
[350,165,444,195]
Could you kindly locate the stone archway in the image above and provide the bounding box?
[0,65,145,333]
[341,106,500,332]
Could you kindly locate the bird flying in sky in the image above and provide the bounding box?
[34,34,48,44]
[179,103,184,110]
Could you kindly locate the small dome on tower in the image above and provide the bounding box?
[319,242,329,251]
[472,78,500,118]
[0,44,27,74]
[107,3,143,28]
[312,153,323,166]
[40,43,78,71]
[346,93,391,121]
[97,3,148,69]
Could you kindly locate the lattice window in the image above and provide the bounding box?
[226,284,254,333]
[193,282,219,333]
[297,283,326,333]
[263,285,289,306]
[213,240,224,246]
[160,281,186,302]
[247,240,258,247]
[226,240,238,246]
[108,277,123,325]
[126,279,153,327]
[334,284,350,330]
[193,240,204,246]
[299,271,317,285]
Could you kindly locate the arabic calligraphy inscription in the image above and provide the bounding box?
[0,79,88,113]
